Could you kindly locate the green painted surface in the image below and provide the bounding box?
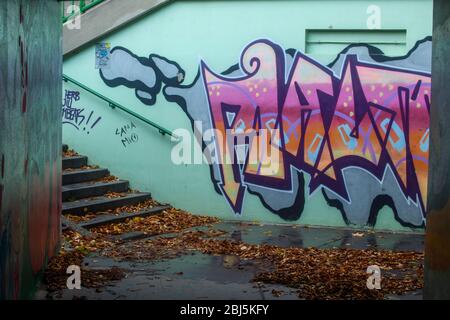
[63,0,432,231]
[424,0,450,299]
[1,0,61,299]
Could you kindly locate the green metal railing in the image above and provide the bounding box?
[61,0,106,23]
[63,74,179,140]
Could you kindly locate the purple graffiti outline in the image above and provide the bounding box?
[201,38,431,217]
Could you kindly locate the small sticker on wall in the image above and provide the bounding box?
[95,42,111,69]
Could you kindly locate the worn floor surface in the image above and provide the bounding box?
[35,222,424,300]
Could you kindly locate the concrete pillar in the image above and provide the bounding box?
[424,0,450,300]
[0,0,62,299]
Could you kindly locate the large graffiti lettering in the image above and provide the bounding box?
[201,39,430,221]
[99,37,432,228]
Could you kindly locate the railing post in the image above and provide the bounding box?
[62,0,105,23]
[80,0,86,12]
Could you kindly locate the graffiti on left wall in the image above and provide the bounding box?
[98,37,432,228]
[62,89,102,134]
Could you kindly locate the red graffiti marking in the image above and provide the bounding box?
[28,164,50,274]
[47,163,60,254]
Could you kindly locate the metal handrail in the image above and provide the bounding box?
[62,0,106,23]
[63,74,179,140]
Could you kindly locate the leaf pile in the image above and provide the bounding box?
[48,211,219,292]
[63,230,115,253]
[104,191,127,199]
[92,175,119,183]
[63,165,99,173]
[105,199,161,215]
[55,152,424,301]
[65,213,99,223]
[64,199,164,223]
[63,149,79,158]
[60,204,423,300]
[122,230,423,300]
[90,208,219,236]
[44,249,125,291]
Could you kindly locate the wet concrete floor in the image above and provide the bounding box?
[36,222,424,300]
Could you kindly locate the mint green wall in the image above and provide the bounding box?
[63,0,432,231]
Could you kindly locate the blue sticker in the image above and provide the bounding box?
[95,42,111,69]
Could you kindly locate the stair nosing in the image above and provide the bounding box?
[62,179,129,191]
[62,167,109,176]
[62,192,152,210]
[62,155,87,160]
[79,205,171,228]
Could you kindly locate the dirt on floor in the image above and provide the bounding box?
[46,207,424,300]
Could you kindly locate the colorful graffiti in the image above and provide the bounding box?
[201,39,431,222]
[99,37,432,228]
[99,47,185,106]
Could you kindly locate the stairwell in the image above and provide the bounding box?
[61,144,171,241]
[63,0,170,56]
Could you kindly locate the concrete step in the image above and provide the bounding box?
[61,216,94,238]
[62,192,152,215]
[110,231,149,242]
[62,179,129,201]
[62,155,88,170]
[62,168,109,185]
[79,205,171,228]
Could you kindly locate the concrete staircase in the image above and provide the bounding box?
[63,0,170,56]
[61,144,170,240]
